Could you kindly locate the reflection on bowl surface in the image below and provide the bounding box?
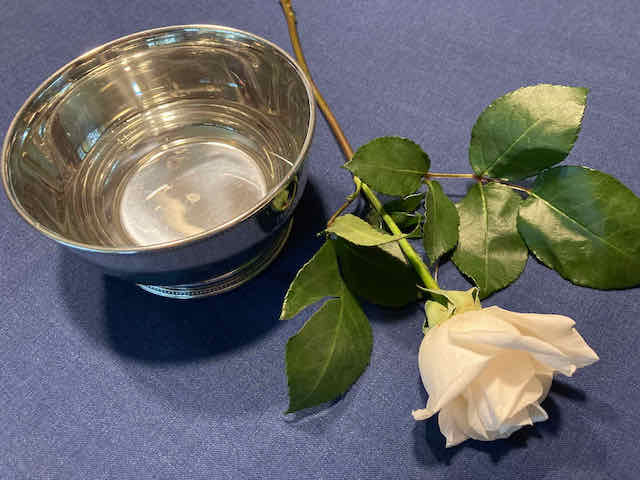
[120,140,268,245]
[3,26,312,249]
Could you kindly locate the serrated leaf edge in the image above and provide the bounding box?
[517,166,639,289]
[280,242,339,320]
[285,286,373,413]
[452,183,528,298]
[424,180,460,265]
[343,136,430,196]
[326,213,417,246]
[470,84,589,180]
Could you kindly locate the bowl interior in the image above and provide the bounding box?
[3,26,313,249]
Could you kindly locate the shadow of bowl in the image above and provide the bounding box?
[54,181,328,418]
[58,181,328,363]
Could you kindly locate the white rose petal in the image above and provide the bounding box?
[412,322,492,420]
[437,397,469,447]
[486,307,599,369]
[412,305,599,447]
[463,351,540,436]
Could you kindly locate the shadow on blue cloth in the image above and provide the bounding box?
[59,181,328,363]
[412,379,591,466]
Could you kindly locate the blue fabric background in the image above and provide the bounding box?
[1,1,639,478]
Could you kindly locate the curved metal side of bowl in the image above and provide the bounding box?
[137,217,294,299]
[77,166,308,296]
[1,25,316,298]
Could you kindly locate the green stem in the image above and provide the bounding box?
[426,172,477,179]
[326,178,362,227]
[360,183,439,290]
[280,0,355,161]
[280,0,437,290]
[424,172,532,194]
[484,177,532,194]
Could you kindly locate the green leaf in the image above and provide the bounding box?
[367,193,425,233]
[335,238,421,308]
[286,288,372,412]
[366,209,384,230]
[344,137,430,196]
[518,166,640,289]
[384,192,425,213]
[469,84,588,180]
[452,183,528,298]
[365,211,421,235]
[378,239,410,263]
[282,240,374,412]
[423,180,459,264]
[326,214,408,246]
[390,212,421,232]
[280,241,343,320]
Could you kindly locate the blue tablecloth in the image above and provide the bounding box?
[2,1,639,478]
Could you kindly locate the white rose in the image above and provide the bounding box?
[412,305,599,447]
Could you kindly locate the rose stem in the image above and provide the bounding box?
[279,0,438,290]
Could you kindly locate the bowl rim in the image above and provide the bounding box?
[1,24,316,254]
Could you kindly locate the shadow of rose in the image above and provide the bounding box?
[411,379,589,467]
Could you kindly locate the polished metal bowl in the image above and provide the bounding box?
[2,25,315,298]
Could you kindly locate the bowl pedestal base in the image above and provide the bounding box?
[137,219,293,299]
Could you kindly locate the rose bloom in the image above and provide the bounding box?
[412,306,599,447]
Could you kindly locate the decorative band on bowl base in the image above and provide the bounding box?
[137,219,293,299]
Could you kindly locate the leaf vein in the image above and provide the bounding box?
[294,293,345,408]
[479,184,490,290]
[533,193,637,262]
[481,118,542,176]
[357,165,429,175]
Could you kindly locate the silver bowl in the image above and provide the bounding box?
[1,25,315,298]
